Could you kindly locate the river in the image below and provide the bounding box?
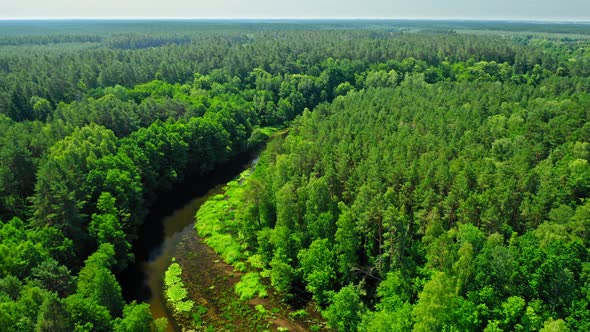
[118,151,259,331]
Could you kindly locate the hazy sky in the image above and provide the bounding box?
[1,0,589,21]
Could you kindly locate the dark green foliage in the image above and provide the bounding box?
[213,55,590,330]
[31,259,76,297]
[35,292,74,332]
[1,21,590,331]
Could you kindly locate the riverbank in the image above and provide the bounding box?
[117,148,262,331]
[166,152,326,331]
[171,169,326,331]
[173,231,313,331]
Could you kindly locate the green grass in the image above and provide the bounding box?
[193,167,281,329]
[205,233,242,264]
[194,171,270,302]
[192,305,209,328]
[255,304,268,315]
[195,170,250,267]
[235,272,268,301]
[289,309,310,320]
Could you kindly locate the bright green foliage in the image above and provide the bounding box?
[0,282,56,332]
[113,302,154,332]
[64,293,113,332]
[2,21,590,331]
[540,318,570,332]
[196,176,248,266]
[0,217,49,279]
[323,285,364,332]
[235,272,268,301]
[359,271,412,331]
[298,239,336,306]
[154,318,168,332]
[76,244,124,318]
[269,256,296,294]
[214,59,590,331]
[89,192,132,272]
[32,124,118,248]
[412,272,459,331]
[500,296,526,330]
[360,304,413,332]
[30,96,52,120]
[164,262,194,314]
[364,69,399,88]
[484,320,504,332]
[85,151,144,237]
[207,233,243,264]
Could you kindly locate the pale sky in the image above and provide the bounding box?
[1,0,589,21]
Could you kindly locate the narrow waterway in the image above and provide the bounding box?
[145,186,224,330]
[118,151,259,330]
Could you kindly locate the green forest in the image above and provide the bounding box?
[1,20,590,331]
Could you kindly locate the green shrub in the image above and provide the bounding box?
[289,309,309,320]
[235,272,268,301]
[247,254,266,269]
[154,318,168,332]
[255,304,267,314]
[164,262,194,315]
[234,261,247,272]
[192,305,209,328]
[205,233,242,264]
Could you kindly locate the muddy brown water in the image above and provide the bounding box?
[117,152,259,331]
[146,187,222,330]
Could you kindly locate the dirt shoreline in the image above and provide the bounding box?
[173,229,318,331]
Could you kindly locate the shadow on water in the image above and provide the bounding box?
[117,149,260,327]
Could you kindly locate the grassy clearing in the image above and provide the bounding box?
[195,170,269,302]
[195,171,249,269]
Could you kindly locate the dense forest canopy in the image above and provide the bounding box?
[218,83,590,331]
[0,20,589,331]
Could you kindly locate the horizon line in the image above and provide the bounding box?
[0,17,589,23]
